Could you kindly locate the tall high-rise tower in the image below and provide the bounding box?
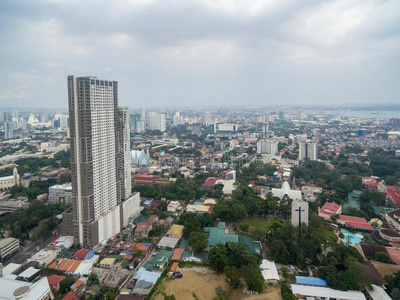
[299,141,318,161]
[65,76,141,247]
[116,106,132,202]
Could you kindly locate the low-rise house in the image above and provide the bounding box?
[318,202,342,220]
[131,268,161,295]
[157,237,180,250]
[301,185,323,202]
[47,275,65,292]
[99,258,117,269]
[144,250,173,272]
[260,259,279,281]
[362,177,378,191]
[186,204,211,214]
[165,224,184,239]
[167,201,182,212]
[71,249,95,260]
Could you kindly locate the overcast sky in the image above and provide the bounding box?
[0,0,399,108]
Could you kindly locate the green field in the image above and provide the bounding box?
[238,216,274,231]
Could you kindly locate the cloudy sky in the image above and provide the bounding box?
[0,0,399,108]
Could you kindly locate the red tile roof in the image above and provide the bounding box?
[321,202,341,214]
[71,249,91,260]
[171,248,185,261]
[47,275,65,287]
[62,291,77,300]
[339,215,368,223]
[386,186,400,206]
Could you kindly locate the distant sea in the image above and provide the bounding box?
[306,110,400,119]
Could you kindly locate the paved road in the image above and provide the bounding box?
[4,226,59,266]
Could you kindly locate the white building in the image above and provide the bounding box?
[257,139,278,155]
[0,238,20,260]
[299,141,318,161]
[217,124,238,132]
[271,181,302,200]
[48,183,72,204]
[131,149,150,166]
[147,112,166,132]
[0,167,19,191]
[290,284,366,300]
[291,198,309,227]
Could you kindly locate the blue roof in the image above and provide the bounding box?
[193,202,203,205]
[295,276,328,287]
[133,267,161,284]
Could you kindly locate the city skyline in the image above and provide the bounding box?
[1,0,400,108]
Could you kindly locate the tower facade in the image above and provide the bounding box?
[65,76,140,247]
[299,141,318,161]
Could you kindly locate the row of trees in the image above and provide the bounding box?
[209,243,264,293]
[0,201,67,241]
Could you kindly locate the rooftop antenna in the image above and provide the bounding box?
[292,176,296,190]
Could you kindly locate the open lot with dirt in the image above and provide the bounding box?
[151,267,281,300]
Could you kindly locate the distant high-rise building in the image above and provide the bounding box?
[4,121,15,139]
[296,134,307,143]
[217,124,238,132]
[140,107,146,124]
[257,138,278,155]
[279,111,284,120]
[64,76,141,247]
[173,112,181,126]
[12,110,19,119]
[291,198,309,227]
[192,123,202,134]
[299,141,318,161]
[261,123,269,139]
[59,115,69,129]
[204,112,212,124]
[147,111,166,132]
[298,110,305,120]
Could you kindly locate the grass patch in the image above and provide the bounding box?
[238,216,275,231]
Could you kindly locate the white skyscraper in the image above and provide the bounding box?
[64,76,141,247]
[204,112,212,124]
[299,141,318,161]
[147,111,166,132]
[257,138,278,155]
[173,112,181,126]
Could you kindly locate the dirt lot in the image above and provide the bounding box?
[152,267,281,300]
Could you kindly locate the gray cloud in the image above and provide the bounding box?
[0,0,399,108]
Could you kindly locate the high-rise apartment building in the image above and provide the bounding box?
[299,141,318,161]
[116,107,132,202]
[64,76,141,247]
[257,138,279,155]
[147,111,166,132]
[204,112,212,124]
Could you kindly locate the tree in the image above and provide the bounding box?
[224,266,241,289]
[189,231,208,253]
[374,251,393,264]
[209,245,229,273]
[213,286,228,300]
[59,277,75,294]
[241,264,264,293]
[59,173,71,184]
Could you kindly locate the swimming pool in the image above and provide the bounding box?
[342,231,363,245]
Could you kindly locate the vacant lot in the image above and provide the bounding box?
[152,268,228,300]
[151,267,281,300]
